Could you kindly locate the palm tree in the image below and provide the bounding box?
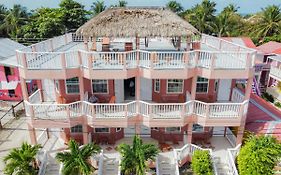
[1,4,28,38]
[184,0,216,34]
[166,1,183,14]
[250,5,281,39]
[118,135,159,175]
[91,0,106,16]
[4,142,41,175]
[56,139,101,175]
[117,0,127,7]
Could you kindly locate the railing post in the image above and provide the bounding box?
[184,52,189,68]
[23,53,28,69]
[61,53,66,70]
[150,52,155,69]
[123,53,127,70]
[66,105,71,121]
[88,53,93,76]
[210,53,215,70]
[49,39,54,52]
[205,104,210,118]
[148,104,152,119]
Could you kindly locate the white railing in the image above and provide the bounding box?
[38,150,48,175]
[226,127,237,147]
[231,88,245,103]
[98,150,104,175]
[26,99,247,121]
[270,66,281,80]
[29,89,42,104]
[37,129,49,146]
[17,50,255,71]
[227,144,241,175]
[174,144,218,175]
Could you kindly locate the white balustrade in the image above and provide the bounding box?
[65,51,80,68]
[231,88,245,103]
[25,98,246,121]
[139,50,151,68]
[226,127,237,147]
[209,103,241,118]
[270,66,281,80]
[37,129,48,146]
[25,52,63,70]
[29,89,42,104]
[80,51,90,68]
[38,150,48,175]
[227,144,241,175]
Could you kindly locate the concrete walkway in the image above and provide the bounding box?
[0,115,31,173]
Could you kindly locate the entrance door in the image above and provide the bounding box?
[140,78,152,101]
[114,79,124,103]
[42,79,56,102]
[217,79,232,101]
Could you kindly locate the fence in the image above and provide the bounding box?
[0,100,24,129]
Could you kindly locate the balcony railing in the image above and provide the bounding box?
[270,66,281,80]
[227,144,241,175]
[17,50,255,71]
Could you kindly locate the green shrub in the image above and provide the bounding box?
[237,135,281,175]
[261,92,275,103]
[275,102,281,108]
[191,150,214,175]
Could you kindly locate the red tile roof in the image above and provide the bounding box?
[256,41,281,54]
[221,37,256,49]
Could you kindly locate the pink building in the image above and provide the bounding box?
[17,8,255,147]
[0,38,35,101]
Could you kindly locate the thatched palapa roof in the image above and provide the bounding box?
[76,7,199,38]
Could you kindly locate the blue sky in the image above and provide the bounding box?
[0,0,280,14]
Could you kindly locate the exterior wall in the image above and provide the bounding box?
[56,78,115,103]
[0,66,22,101]
[92,128,124,144]
[152,78,218,103]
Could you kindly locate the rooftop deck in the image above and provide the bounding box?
[16,33,256,80]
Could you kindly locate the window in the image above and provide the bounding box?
[92,80,108,93]
[116,128,122,132]
[95,128,110,133]
[167,79,183,93]
[66,77,79,94]
[196,77,209,93]
[151,127,159,131]
[8,90,15,97]
[192,124,204,132]
[165,127,181,133]
[71,125,82,133]
[154,79,160,93]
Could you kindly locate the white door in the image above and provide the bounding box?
[42,79,56,102]
[217,79,232,101]
[140,78,152,101]
[114,79,124,103]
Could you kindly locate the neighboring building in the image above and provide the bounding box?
[256,41,281,93]
[18,8,255,147]
[0,38,35,101]
[267,55,281,102]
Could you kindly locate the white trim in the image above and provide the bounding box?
[94,128,110,133]
[65,77,80,94]
[154,79,160,93]
[165,127,181,133]
[55,80,60,93]
[116,128,122,132]
[166,79,184,94]
[196,77,209,94]
[91,79,109,94]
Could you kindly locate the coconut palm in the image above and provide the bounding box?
[184,0,216,34]
[118,135,159,175]
[1,4,28,38]
[56,139,101,175]
[166,1,183,14]
[4,142,42,175]
[250,5,281,39]
[91,0,106,16]
[117,0,127,7]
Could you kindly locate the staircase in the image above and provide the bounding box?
[98,152,120,175]
[252,77,261,96]
[156,151,179,175]
[44,155,61,175]
[212,150,232,175]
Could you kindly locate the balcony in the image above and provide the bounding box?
[268,55,281,81]
[26,89,248,128]
[16,34,256,80]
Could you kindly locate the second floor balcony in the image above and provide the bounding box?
[25,88,248,128]
[268,55,281,81]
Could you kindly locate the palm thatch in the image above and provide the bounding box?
[76,7,199,38]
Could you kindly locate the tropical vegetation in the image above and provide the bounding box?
[56,139,101,175]
[0,0,280,45]
[3,142,42,175]
[118,135,159,175]
[191,150,214,175]
[237,135,281,175]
